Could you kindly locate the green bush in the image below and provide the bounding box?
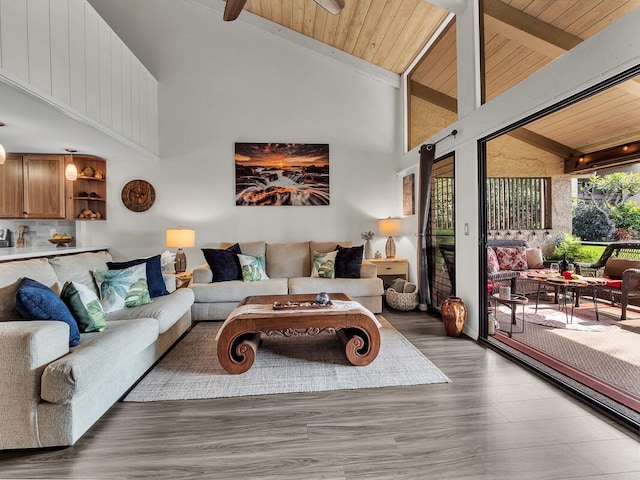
[572,200,610,241]
[547,233,594,262]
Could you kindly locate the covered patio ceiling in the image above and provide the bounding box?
[233,0,640,164]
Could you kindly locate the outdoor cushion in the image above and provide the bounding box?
[603,257,640,279]
[487,247,500,273]
[495,246,528,271]
[603,278,623,289]
[525,248,545,269]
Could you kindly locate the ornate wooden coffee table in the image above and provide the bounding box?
[216,293,381,374]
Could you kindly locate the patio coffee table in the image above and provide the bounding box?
[216,293,381,374]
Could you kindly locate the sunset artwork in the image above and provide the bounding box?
[235,143,330,206]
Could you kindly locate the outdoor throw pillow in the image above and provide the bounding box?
[487,246,500,273]
[311,250,337,279]
[525,247,545,269]
[202,243,242,282]
[495,246,528,271]
[335,244,363,278]
[237,254,269,282]
[107,254,169,298]
[61,281,107,333]
[14,277,80,347]
[92,264,151,313]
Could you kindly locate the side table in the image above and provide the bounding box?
[174,271,193,289]
[367,257,409,287]
[491,293,528,337]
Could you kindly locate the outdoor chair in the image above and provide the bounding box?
[575,241,640,320]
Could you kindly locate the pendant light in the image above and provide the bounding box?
[0,122,5,165]
[65,148,78,181]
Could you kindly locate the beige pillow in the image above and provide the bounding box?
[525,248,544,269]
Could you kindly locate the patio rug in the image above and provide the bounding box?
[496,303,621,332]
[124,316,450,402]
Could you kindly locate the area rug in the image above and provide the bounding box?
[496,303,621,332]
[124,316,450,402]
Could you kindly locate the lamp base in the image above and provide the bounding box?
[385,236,396,259]
[175,248,187,273]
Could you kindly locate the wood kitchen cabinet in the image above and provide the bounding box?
[0,154,66,219]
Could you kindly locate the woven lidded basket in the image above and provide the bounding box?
[386,280,419,311]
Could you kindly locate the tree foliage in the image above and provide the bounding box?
[572,200,610,241]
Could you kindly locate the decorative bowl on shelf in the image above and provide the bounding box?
[48,237,72,247]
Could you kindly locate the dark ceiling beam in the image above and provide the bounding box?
[565,141,640,174]
[409,80,575,158]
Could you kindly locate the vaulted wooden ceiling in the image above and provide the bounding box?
[236,0,640,163]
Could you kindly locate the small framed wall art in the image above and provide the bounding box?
[403,173,415,216]
[235,143,330,206]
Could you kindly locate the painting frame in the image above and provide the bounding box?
[234,143,330,206]
[403,173,415,216]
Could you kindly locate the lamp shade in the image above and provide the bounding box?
[166,228,196,248]
[65,162,77,181]
[378,217,402,236]
[0,144,5,165]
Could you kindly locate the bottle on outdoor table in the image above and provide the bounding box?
[559,253,568,273]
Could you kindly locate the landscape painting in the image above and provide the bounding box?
[235,143,330,206]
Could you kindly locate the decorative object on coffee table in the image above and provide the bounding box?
[378,217,402,258]
[441,296,467,337]
[166,227,196,273]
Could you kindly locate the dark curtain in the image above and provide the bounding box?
[418,144,436,308]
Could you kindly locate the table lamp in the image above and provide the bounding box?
[166,227,196,273]
[378,217,402,259]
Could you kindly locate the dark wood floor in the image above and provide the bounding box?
[1,309,638,480]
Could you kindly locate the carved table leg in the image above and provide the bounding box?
[336,322,380,366]
[217,331,261,374]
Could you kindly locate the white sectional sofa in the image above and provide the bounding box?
[0,251,194,449]
[190,241,384,321]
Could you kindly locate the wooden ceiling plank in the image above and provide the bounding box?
[579,1,640,38]
[313,6,329,40]
[291,0,306,32]
[271,0,283,26]
[361,1,403,63]
[246,0,261,17]
[259,0,272,20]
[486,54,550,101]
[371,0,420,66]
[321,4,341,46]
[343,0,372,55]
[535,0,581,26]
[410,22,456,85]
[392,8,449,73]
[518,0,557,18]
[381,3,433,72]
[302,0,317,37]
[280,0,293,29]
[332,0,358,50]
[550,0,602,32]
[352,0,387,58]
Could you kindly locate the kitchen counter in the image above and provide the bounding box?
[0,246,108,262]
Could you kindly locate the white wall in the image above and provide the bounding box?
[400,6,640,338]
[82,0,400,267]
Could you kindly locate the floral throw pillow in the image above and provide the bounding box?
[92,263,151,313]
[311,250,337,279]
[237,254,269,282]
[495,246,528,271]
[487,247,500,273]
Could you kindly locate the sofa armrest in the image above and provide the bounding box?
[360,261,377,278]
[192,263,213,283]
[0,321,69,448]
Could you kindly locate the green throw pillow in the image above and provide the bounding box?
[237,254,269,282]
[61,281,107,333]
[92,263,151,313]
[311,250,337,279]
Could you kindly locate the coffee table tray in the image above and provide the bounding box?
[273,300,334,310]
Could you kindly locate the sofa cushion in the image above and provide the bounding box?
[0,258,60,321]
[603,257,640,279]
[202,244,242,282]
[93,264,152,313]
[495,246,528,271]
[48,251,112,297]
[190,278,288,303]
[335,245,363,279]
[105,288,195,334]
[487,247,500,273]
[309,241,352,255]
[311,250,337,278]
[14,277,80,347]
[61,281,107,333]
[220,241,266,258]
[107,254,169,298]
[289,277,384,297]
[267,242,310,278]
[41,317,159,404]
[237,254,269,281]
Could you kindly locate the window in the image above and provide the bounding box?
[486,177,551,230]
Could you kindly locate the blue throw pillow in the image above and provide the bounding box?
[335,244,364,279]
[202,244,242,282]
[107,254,169,298]
[14,277,80,347]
